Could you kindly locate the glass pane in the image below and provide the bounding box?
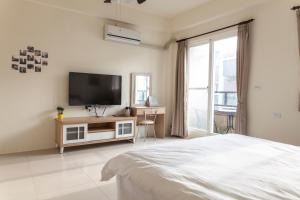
[213,36,237,96]
[189,44,210,88]
[79,127,85,139]
[66,132,78,141]
[135,75,150,105]
[118,129,123,136]
[188,42,210,132]
[123,123,132,135]
[124,123,132,129]
[123,127,132,135]
[79,132,84,139]
[188,89,208,131]
[227,93,237,106]
[213,36,237,134]
[66,127,78,133]
[118,124,123,136]
[79,127,84,134]
[214,93,225,105]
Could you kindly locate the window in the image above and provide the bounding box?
[131,73,152,106]
[187,32,237,134]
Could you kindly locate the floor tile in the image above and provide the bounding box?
[0,137,181,200]
[0,154,28,165]
[0,177,37,200]
[0,161,32,182]
[33,169,93,196]
[29,156,79,175]
[81,164,104,183]
[38,183,109,200]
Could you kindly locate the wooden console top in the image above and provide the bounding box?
[56,116,137,125]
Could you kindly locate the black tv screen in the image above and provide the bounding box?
[69,72,122,106]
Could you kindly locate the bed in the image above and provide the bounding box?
[101,134,300,200]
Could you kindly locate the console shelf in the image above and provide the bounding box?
[88,128,116,133]
[55,116,137,153]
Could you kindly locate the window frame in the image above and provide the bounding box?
[130,73,152,107]
[187,29,238,134]
[187,40,212,134]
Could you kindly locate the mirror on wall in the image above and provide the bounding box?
[131,73,152,106]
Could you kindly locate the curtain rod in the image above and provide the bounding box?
[176,19,255,43]
[291,6,300,10]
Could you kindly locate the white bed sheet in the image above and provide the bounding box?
[102,134,300,200]
[116,175,155,200]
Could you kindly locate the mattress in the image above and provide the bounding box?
[102,134,300,200]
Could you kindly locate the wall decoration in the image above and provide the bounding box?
[42,52,48,58]
[20,58,27,65]
[20,50,27,56]
[35,50,41,56]
[11,46,49,74]
[27,46,34,53]
[35,66,41,72]
[12,56,19,62]
[35,58,41,64]
[12,64,18,70]
[42,60,48,66]
[27,64,34,69]
[27,55,34,62]
[19,67,26,73]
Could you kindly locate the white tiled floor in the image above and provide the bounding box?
[0,138,181,200]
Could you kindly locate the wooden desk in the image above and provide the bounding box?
[131,106,166,138]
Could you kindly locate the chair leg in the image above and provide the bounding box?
[153,125,157,141]
[144,125,148,142]
[136,125,140,140]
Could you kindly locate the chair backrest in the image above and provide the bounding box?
[143,110,157,123]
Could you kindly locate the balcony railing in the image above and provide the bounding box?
[214,91,237,133]
[214,91,237,109]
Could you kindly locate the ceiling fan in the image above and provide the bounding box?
[104,0,147,4]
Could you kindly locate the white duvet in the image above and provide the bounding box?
[102,134,300,200]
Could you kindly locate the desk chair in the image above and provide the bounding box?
[137,111,157,141]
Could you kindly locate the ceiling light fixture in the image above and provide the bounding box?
[104,0,147,4]
[137,0,146,4]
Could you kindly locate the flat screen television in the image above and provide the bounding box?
[69,72,122,106]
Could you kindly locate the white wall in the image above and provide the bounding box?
[2,0,300,154]
[172,0,300,145]
[0,0,171,154]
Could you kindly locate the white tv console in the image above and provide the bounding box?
[55,116,137,153]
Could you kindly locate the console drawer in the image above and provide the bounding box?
[87,131,115,141]
[134,107,165,115]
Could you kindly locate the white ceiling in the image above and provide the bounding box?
[117,0,212,19]
[32,0,212,19]
[28,0,269,33]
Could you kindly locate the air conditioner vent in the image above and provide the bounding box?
[104,25,141,45]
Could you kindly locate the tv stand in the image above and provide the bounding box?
[55,116,137,153]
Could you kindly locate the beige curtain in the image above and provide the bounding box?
[297,10,300,111]
[171,41,188,138]
[236,23,250,135]
[297,10,300,56]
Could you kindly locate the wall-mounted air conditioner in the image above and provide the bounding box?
[104,24,141,45]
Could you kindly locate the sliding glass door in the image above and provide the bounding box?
[187,32,237,134]
[213,37,238,134]
[187,42,211,133]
